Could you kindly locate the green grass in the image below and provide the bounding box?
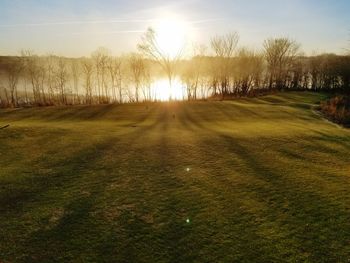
[1,91,350,262]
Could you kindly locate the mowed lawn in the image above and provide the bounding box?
[1,92,350,262]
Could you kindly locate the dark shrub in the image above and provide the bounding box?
[320,96,350,126]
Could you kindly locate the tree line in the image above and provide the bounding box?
[0,30,349,108]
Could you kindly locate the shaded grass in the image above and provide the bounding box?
[0,92,350,262]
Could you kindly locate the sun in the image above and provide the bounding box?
[153,18,188,59]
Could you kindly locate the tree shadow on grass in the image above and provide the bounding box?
[212,102,263,119]
[0,108,164,215]
[1,116,170,261]
[0,103,159,123]
[176,103,207,132]
[216,134,350,261]
[3,104,202,262]
[84,107,202,262]
[175,113,350,262]
[311,130,350,146]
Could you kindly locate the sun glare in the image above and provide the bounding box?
[151,78,185,101]
[154,18,187,58]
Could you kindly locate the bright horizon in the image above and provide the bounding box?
[0,0,349,57]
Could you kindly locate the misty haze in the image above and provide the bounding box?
[0,0,350,262]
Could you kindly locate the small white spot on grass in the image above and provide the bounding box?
[186,218,190,224]
[186,167,191,172]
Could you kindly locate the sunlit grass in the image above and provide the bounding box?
[1,92,350,262]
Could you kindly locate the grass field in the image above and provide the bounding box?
[1,92,350,262]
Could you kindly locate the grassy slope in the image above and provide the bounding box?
[0,92,350,262]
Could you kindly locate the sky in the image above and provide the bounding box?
[0,0,349,57]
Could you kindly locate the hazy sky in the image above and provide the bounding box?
[0,0,349,57]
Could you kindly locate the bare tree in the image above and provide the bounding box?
[1,31,350,109]
[235,48,264,95]
[263,38,300,90]
[211,33,239,58]
[180,44,209,100]
[106,56,123,103]
[5,58,23,107]
[141,65,152,101]
[210,32,239,98]
[21,51,48,105]
[92,47,110,103]
[46,54,56,104]
[138,27,184,100]
[71,59,80,104]
[129,53,145,102]
[0,84,5,107]
[81,58,94,104]
[55,57,69,104]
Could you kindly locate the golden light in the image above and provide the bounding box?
[154,18,188,59]
[146,16,189,101]
[151,78,185,101]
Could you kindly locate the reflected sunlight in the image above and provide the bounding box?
[151,78,185,101]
